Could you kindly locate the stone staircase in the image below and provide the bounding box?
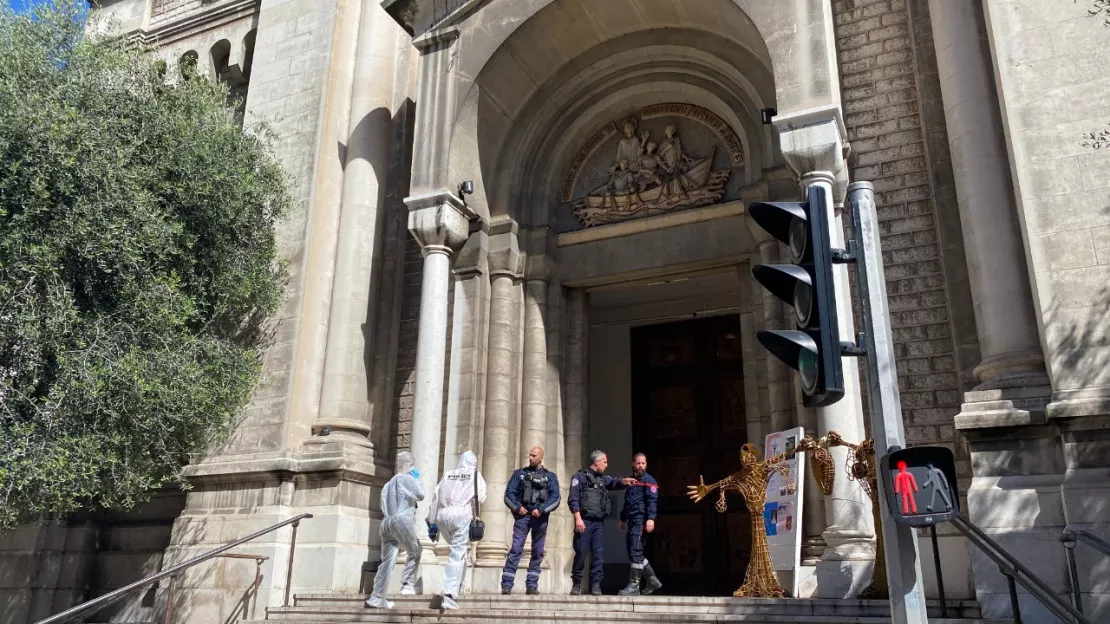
[246,593,1014,623]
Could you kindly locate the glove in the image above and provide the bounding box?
[427,522,439,542]
[408,468,420,480]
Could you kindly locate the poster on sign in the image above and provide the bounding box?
[763,426,805,596]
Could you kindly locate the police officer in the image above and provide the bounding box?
[567,450,634,595]
[500,446,561,594]
[617,452,663,596]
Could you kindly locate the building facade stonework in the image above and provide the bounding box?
[2,1,1109,623]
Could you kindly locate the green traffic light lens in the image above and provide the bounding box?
[794,280,814,328]
[799,347,819,395]
[789,216,808,262]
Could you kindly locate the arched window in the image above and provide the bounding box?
[210,39,232,80]
[178,50,199,81]
[242,29,256,81]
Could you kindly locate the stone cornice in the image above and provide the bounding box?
[382,0,489,38]
[124,0,259,47]
[181,448,391,486]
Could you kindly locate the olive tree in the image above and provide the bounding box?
[0,1,290,530]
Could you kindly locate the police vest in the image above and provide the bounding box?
[521,470,550,508]
[580,471,611,518]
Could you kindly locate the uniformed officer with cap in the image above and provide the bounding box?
[567,450,634,595]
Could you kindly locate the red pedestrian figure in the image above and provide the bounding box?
[894,461,919,514]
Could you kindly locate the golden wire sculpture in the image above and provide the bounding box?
[823,433,886,599]
[687,437,834,598]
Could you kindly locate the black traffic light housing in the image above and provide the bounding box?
[879,446,960,526]
[749,184,845,407]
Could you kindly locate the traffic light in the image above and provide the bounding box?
[878,446,960,526]
[749,184,844,407]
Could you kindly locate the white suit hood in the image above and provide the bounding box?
[457,451,478,471]
[380,452,423,518]
[395,451,415,474]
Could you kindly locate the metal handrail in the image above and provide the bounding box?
[952,516,1092,624]
[32,512,312,624]
[1064,528,1110,557]
[1062,527,1110,614]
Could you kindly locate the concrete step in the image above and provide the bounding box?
[243,594,1012,624]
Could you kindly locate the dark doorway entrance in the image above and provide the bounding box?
[630,315,750,596]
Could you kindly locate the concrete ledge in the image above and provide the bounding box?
[557,201,746,247]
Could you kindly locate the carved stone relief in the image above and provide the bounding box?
[561,104,745,228]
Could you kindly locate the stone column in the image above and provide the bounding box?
[752,233,795,434]
[776,109,875,599]
[443,227,491,465]
[929,0,1048,409]
[476,217,523,564]
[544,280,569,593]
[521,228,556,458]
[310,1,400,450]
[520,282,548,456]
[799,391,828,566]
[405,191,476,535]
[565,289,590,478]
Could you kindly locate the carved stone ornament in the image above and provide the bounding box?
[562,104,743,228]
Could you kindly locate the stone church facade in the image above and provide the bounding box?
[3,0,1110,623]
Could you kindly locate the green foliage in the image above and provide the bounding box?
[0,1,290,531]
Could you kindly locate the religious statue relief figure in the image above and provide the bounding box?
[566,108,735,227]
[614,118,645,168]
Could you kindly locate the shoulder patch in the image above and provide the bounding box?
[571,477,579,487]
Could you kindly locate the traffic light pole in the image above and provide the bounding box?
[846,181,930,624]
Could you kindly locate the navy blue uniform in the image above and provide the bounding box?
[501,465,561,590]
[568,468,625,586]
[620,473,658,568]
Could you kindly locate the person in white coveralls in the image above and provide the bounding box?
[365,451,424,609]
[426,451,487,610]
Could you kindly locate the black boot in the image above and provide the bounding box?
[590,582,602,596]
[569,582,582,595]
[617,568,641,596]
[641,562,663,595]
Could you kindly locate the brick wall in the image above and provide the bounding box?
[390,239,454,457]
[833,0,968,457]
[391,239,423,454]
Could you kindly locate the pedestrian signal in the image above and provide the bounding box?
[878,446,959,526]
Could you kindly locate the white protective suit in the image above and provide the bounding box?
[371,451,425,599]
[429,451,487,598]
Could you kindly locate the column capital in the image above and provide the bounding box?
[774,105,849,201]
[405,190,478,256]
[523,225,558,282]
[453,227,489,279]
[487,215,523,279]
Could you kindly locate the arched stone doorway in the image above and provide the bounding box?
[398,0,867,596]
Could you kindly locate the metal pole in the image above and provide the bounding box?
[1062,532,1083,613]
[930,525,947,617]
[252,558,263,618]
[284,520,301,608]
[1006,570,1023,624]
[846,182,930,624]
[162,575,176,624]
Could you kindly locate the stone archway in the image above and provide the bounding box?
[394,0,868,597]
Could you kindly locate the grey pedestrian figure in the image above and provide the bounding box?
[922,463,952,512]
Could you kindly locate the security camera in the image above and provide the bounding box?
[458,180,474,196]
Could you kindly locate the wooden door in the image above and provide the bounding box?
[631,315,750,596]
